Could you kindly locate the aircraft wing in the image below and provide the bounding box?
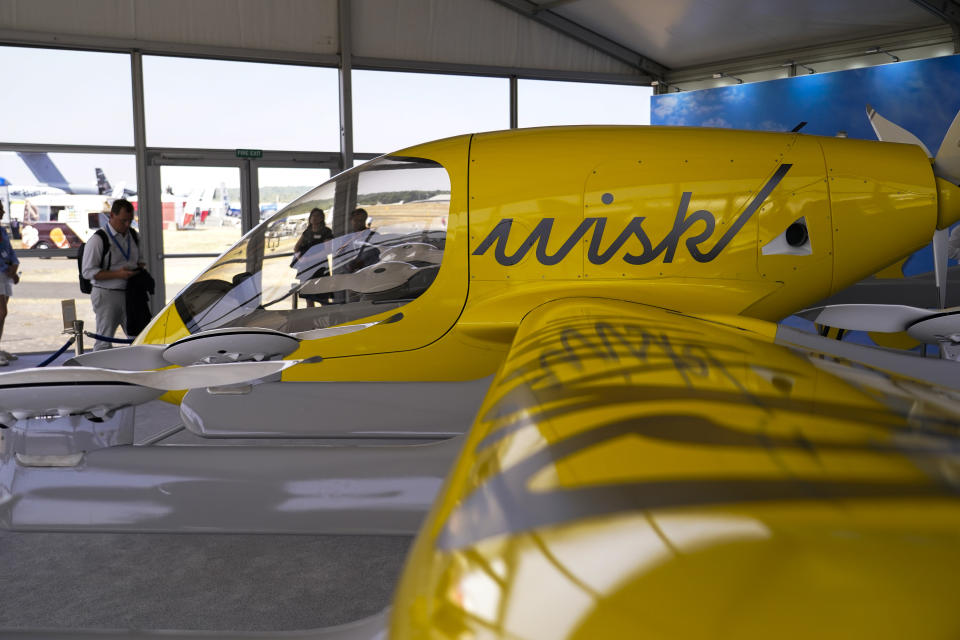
[391,298,960,638]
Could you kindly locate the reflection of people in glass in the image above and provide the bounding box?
[292,208,333,263]
[348,207,368,233]
[345,208,379,272]
[294,208,334,307]
[175,156,449,335]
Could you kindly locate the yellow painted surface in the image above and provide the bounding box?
[820,138,936,295]
[391,299,960,639]
[127,126,960,634]
[868,330,924,351]
[873,257,907,279]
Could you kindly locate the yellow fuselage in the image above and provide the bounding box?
[136,127,960,638]
[140,126,940,384]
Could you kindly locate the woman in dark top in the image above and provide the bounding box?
[293,208,335,307]
[293,207,334,261]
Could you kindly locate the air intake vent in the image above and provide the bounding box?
[762,217,811,256]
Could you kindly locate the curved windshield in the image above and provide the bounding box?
[174,156,450,334]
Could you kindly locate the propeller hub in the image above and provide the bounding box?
[936,177,960,230]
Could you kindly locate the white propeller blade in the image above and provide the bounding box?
[0,360,298,423]
[906,310,960,344]
[379,242,444,264]
[66,344,170,370]
[292,312,403,341]
[934,108,960,185]
[800,304,932,333]
[163,327,301,366]
[801,304,960,346]
[299,261,429,295]
[293,321,381,341]
[867,104,956,308]
[63,315,408,372]
[131,360,296,389]
[0,360,295,392]
[866,104,932,157]
[934,227,949,309]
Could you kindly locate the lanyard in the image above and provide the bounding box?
[0,229,12,266]
[105,224,132,262]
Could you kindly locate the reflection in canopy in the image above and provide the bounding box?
[172,156,450,335]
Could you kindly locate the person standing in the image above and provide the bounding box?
[292,208,334,263]
[82,199,141,350]
[0,200,20,365]
[344,208,379,272]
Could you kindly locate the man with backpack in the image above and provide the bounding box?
[81,199,142,350]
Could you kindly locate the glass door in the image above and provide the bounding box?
[144,152,340,312]
[159,164,244,303]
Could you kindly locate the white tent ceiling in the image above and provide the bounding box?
[0,0,953,83]
[530,0,942,69]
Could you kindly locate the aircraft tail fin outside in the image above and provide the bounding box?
[17,152,71,192]
[96,167,112,195]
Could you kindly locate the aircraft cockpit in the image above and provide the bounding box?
[172,156,451,336]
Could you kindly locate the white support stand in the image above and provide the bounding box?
[60,299,84,356]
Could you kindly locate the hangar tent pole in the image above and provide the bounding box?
[338,0,354,173]
[240,159,255,236]
[488,0,666,82]
[510,76,518,128]
[130,50,165,315]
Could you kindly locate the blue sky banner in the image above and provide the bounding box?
[651,54,960,279]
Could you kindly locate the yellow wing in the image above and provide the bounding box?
[391,298,960,639]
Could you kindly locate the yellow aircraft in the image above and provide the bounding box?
[3,125,960,637]
[151,125,960,638]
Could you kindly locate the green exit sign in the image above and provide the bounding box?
[236,149,263,158]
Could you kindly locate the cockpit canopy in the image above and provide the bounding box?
[173,156,451,335]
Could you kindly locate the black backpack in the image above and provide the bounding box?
[77,227,140,294]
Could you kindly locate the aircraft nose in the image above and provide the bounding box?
[936,177,960,230]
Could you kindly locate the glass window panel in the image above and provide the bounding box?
[519,79,652,128]
[4,257,98,352]
[164,257,213,308]
[0,151,137,250]
[0,150,138,353]
[258,167,331,222]
[159,165,244,303]
[173,156,450,335]
[0,46,133,146]
[353,71,509,153]
[144,56,340,150]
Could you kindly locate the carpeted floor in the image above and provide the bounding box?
[0,530,411,632]
[0,351,414,634]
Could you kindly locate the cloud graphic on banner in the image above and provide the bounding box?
[759,120,788,132]
[652,95,680,119]
[701,117,732,128]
